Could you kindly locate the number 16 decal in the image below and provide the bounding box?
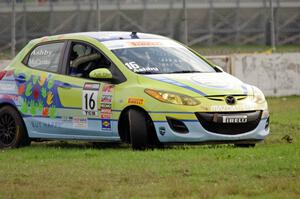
[82,83,100,116]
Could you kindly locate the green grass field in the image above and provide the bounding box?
[0,96,299,199]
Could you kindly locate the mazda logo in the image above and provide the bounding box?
[225,96,236,105]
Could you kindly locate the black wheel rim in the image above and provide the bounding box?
[0,113,17,146]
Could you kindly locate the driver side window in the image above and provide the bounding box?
[68,42,111,78]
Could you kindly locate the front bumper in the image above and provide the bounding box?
[153,112,270,143]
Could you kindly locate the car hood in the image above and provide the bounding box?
[144,72,252,97]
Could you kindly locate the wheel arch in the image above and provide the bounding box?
[0,102,31,147]
[0,102,28,134]
[0,101,19,112]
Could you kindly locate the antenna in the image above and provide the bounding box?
[130,32,139,39]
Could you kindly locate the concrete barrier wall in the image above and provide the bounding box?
[0,60,10,70]
[232,53,300,96]
[207,53,300,97]
[206,56,232,73]
[1,53,300,96]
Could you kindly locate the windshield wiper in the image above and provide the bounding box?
[168,70,202,74]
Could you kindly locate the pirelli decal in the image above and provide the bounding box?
[128,97,145,105]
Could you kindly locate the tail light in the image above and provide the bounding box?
[0,70,7,80]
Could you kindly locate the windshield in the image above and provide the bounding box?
[111,46,216,74]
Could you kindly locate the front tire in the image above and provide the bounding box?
[127,109,149,150]
[0,106,30,149]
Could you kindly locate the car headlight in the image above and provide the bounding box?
[253,86,266,103]
[144,89,200,106]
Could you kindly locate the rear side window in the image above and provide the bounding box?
[27,42,64,72]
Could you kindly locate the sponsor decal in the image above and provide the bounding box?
[100,108,112,114]
[124,61,159,73]
[83,110,97,116]
[101,95,112,103]
[128,41,161,47]
[101,103,112,109]
[222,115,248,123]
[61,116,72,122]
[100,84,113,131]
[82,83,100,116]
[102,84,113,94]
[31,121,62,128]
[101,119,111,131]
[100,113,112,119]
[100,84,113,119]
[72,117,88,128]
[128,97,144,105]
[0,82,17,92]
[83,83,100,90]
[210,105,255,112]
[103,39,185,50]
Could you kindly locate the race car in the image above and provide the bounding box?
[0,31,269,149]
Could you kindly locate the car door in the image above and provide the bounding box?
[16,41,70,139]
[52,41,120,140]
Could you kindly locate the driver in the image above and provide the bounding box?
[70,44,101,77]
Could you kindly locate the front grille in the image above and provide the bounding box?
[195,111,262,135]
[206,95,247,102]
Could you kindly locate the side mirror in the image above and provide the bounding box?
[89,68,112,79]
[214,65,224,72]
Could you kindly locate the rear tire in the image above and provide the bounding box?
[0,106,30,149]
[127,109,149,150]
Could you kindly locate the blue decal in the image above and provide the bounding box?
[101,119,111,131]
[147,76,206,96]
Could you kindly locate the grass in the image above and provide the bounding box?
[0,96,299,199]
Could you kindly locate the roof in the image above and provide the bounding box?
[66,31,168,42]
